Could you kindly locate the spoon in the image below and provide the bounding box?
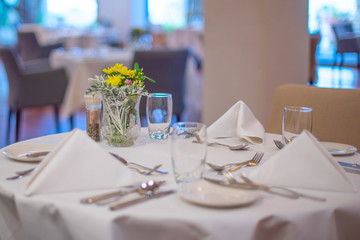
[96,180,165,206]
[193,139,248,151]
[207,142,249,151]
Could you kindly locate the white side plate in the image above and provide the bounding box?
[2,144,54,162]
[321,142,357,156]
[178,180,260,208]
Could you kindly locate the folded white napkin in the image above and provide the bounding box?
[25,129,134,196]
[207,101,265,144]
[248,130,357,193]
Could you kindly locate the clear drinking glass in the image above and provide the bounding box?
[146,93,173,140]
[282,106,313,144]
[171,122,207,184]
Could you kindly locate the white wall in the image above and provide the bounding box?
[203,0,309,127]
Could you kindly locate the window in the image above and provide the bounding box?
[44,0,98,28]
[147,0,203,30]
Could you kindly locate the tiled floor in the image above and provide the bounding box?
[0,64,359,149]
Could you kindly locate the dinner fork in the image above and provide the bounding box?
[226,152,264,173]
[273,140,284,149]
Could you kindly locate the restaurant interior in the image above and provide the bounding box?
[0,1,360,240]
[0,0,359,148]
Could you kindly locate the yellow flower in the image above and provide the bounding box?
[106,75,122,86]
[103,63,124,74]
[119,67,136,78]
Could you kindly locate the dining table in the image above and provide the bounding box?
[0,129,360,240]
[50,47,203,122]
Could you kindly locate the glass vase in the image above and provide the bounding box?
[101,94,141,147]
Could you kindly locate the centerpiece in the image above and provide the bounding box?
[86,63,154,146]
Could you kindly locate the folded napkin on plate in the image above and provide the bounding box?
[25,129,134,196]
[247,130,357,193]
[207,101,265,144]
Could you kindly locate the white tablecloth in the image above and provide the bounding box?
[1,131,359,240]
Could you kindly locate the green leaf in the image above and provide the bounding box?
[134,62,139,70]
[146,76,156,83]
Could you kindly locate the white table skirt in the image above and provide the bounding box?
[1,130,360,240]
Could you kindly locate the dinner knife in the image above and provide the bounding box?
[109,190,176,210]
[338,161,360,169]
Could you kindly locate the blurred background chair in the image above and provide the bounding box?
[331,23,360,68]
[266,84,360,150]
[0,47,68,143]
[132,49,189,122]
[309,33,320,85]
[16,31,62,61]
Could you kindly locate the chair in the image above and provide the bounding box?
[0,48,68,143]
[17,31,62,61]
[309,33,320,85]
[266,84,360,150]
[331,23,360,67]
[132,49,189,121]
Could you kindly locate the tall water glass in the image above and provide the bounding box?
[171,122,207,184]
[146,93,173,140]
[282,106,312,144]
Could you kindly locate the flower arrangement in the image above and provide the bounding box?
[87,62,154,99]
[86,63,154,146]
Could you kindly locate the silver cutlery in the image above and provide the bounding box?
[110,152,168,174]
[128,164,162,175]
[25,151,50,158]
[239,174,326,202]
[338,161,360,169]
[16,167,37,175]
[207,161,250,171]
[344,168,360,175]
[6,168,37,180]
[109,189,176,210]
[226,152,264,172]
[80,180,166,204]
[193,138,248,151]
[207,142,249,151]
[206,172,326,201]
[273,140,284,149]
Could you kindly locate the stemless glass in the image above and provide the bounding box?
[282,106,313,144]
[171,122,207,184]
[146,93,173,140]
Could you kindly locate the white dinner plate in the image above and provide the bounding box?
[321,142,357,156]
[178,180,260,208]
[1,144,55,162]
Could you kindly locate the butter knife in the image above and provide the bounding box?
[344,168,360,175]
[109,190,176,210]
[25,151,50,158]
[338,161,360,169]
